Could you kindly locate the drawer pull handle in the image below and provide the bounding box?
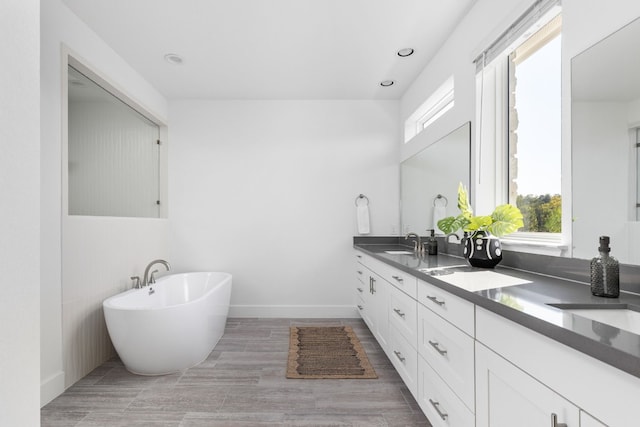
[393,308,406,318]
[393,350,406,363]
[426,295,445,306]
[551,413,567,427]
[392,275,404,283]
[356,254,362,258]
[428,340,448,356]
[429,399,448,420]
[357,270,363,275]
[357,305,364,310]
[357,287,364,293]
[370,277,376,294]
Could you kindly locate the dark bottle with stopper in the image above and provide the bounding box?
[427,229,438,255]
[590,236,620,298]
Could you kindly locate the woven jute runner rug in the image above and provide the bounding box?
[286,326,378,379]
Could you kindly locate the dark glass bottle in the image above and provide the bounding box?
[427,229,438,256]
[590,236,620,298]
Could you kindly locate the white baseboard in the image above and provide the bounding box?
[228,305,359,318]
[41,370,65,407]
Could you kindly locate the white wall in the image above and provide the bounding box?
[168,100,399,317]
[41,0,169,403]
[0,1,40,424]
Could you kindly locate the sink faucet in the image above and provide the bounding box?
[445,232,460,242]
[142,259,171,287]
[404,232,422,253]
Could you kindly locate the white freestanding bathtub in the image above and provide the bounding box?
[103,272,232,375]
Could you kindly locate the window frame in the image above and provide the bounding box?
[404,76,455,143]
[475,8,567,253]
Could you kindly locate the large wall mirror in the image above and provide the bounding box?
[572,17,640,264]
[67,58,163,218]
[400,122,471,235]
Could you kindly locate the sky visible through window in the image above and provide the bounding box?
[512,35,562,197]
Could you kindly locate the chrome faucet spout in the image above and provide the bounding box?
[142,259,171,287]
[404,232,422,252]
[445,232,460,241]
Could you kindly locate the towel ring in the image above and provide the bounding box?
[433,194,448,207]
[355,194,369,207]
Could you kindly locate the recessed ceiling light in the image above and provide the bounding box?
[380,80,395,87]
[397,48,415,57]
[164,53,184,65]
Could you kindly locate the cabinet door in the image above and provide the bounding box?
[370,273,389,350]
[476,342,580,427]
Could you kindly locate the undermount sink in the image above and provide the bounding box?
[419,265,532,292]
[384,250,415,255]
[548,303,640,335]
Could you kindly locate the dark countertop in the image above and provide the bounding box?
[354,242,640,380]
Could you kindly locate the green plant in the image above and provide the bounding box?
[437,183,524,238]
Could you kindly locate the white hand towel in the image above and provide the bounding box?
[433,205,447,234]
[357,205,370,234]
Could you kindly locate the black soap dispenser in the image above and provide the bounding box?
[590,236,620,298]
[427,229,438,256]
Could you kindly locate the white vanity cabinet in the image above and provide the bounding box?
[475,306,639,427]
[354,250,419,395]
[352,248,635,426]
[387,284,419,396]
[353,254,370,324]
[418,304,475,412]
[354,252,390,351]
[416,278,476,426]
[475,342,580,427]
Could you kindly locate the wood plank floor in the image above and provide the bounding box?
[41,318,432,426]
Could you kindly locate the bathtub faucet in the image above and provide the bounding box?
[142,259,171,287]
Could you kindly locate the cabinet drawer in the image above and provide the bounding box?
[354,272,367,295]
[387,324,418,398]
[418,304,474,411]
[374,261,417,298]
[388,284,417,349]
[354,250,418,298]
[354,252,366,283]
[417,279,474,336]
[418,354,474,427]
[355,265,366,285]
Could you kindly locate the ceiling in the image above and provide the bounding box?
[61,0,476,100]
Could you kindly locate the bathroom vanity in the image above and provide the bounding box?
[354,239,640,427]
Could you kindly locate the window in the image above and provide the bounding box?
[417,85,455,131]
[475,0,562,244]
[66,57,165,218]
[508,15,562,233]
[404,76,455,142]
